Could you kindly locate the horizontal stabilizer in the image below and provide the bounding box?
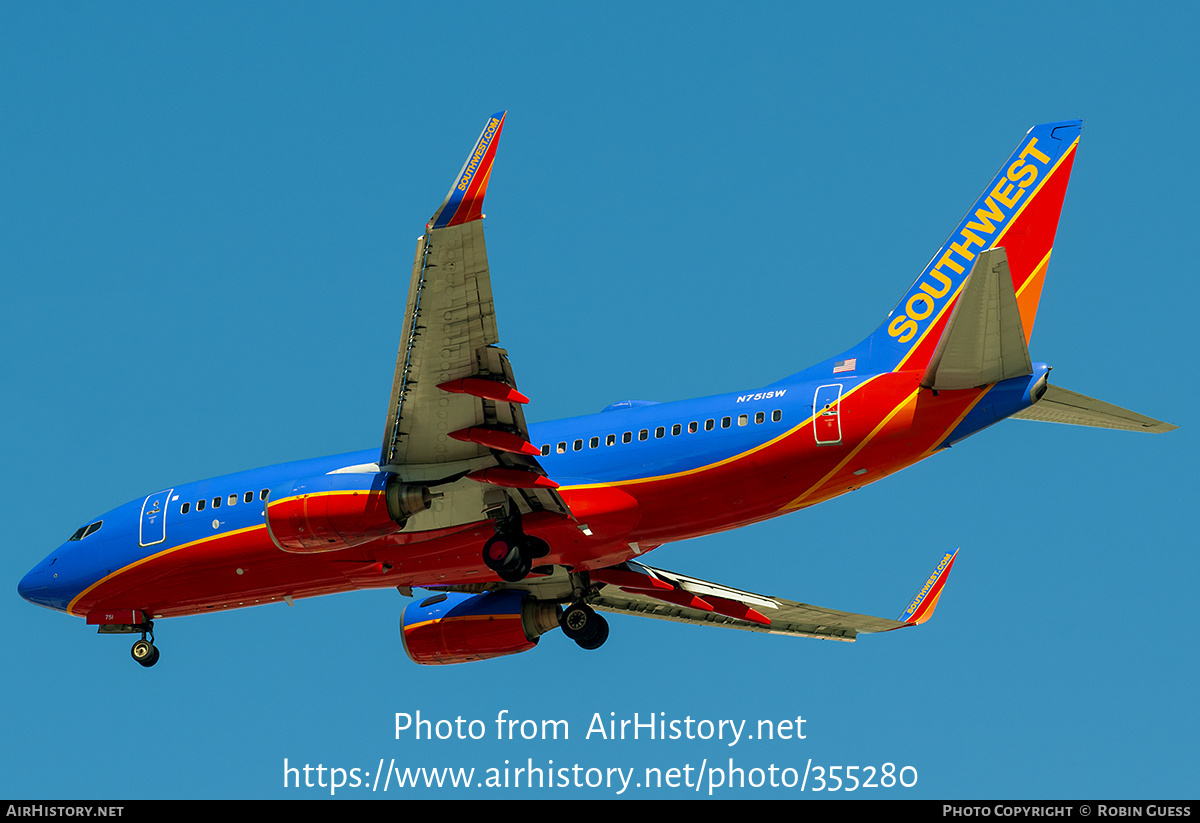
[923,247,1033,390]
[587,553,957,642]
[1012,384,1177,433]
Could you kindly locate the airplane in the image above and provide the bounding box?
[18,114,1175,668]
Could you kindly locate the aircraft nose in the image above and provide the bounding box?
[18,565,50,603]
[17,555,71,611]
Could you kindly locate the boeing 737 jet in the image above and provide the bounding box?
[18,115,1174,667]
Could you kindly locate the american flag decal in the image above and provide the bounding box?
[833,358,856,373]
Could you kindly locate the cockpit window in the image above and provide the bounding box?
[68,521,103,541]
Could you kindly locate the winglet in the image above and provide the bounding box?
[428,111,507,231]
[897,549,958,625]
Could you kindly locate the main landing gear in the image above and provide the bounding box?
[479,511,608,652]
[482,525,549,582]
[130,624,160,668]
[559,602,609,651]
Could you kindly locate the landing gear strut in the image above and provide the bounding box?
[482,519,549,583]
[483,533,530,582]
[130,623,159,668]
[559,603,609,651]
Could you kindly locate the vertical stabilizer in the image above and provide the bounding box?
[861,121,1081,376]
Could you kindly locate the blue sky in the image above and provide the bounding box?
[2,3,1196,799]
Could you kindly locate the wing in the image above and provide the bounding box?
[379,112,569,529]
[586,550,958,641]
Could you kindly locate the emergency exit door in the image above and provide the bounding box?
[813,384,843,445]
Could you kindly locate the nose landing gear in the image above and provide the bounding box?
[130,624,159,668]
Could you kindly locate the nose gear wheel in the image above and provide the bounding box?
[130,624,160,667]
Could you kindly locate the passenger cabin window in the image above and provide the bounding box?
[606,434,616,446]
[722,416,732,428]
[228,493,238,505]
[639,429,649,441]
[181,502,190,514]
[590,436,599,448]
[557,442,567,454]
[755,412,765,424]
[705,419,715,431]
[197,499,206,512]
[260,489,269,501]
[212,497,221,508]
[541,444,550,455]
[573,439,583,451]
[688,421,698,433]
[738,414,748,426]
[244,491,253,503]
[655,427,665,438]
[622,431,632,444]
[671,424,682,436]
[772,409,782,422]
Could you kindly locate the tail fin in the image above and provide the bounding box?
[864,121,1082,375]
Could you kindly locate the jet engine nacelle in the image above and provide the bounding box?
[400,591,560,665]
[265,472,431,553]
